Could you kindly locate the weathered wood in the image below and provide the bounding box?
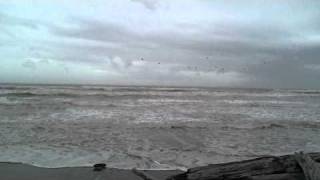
[169,152,320,180]
[294,152,320,180]
[250,173,305,180]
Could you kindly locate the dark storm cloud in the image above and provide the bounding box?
[246,59,320,89]
[49,18,277,60]
[44,12,320,88]
[47,17,291,64]
[50,19,144,46]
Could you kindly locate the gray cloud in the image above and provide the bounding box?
[1,1,320,88]
[0,12,39,29]
[22,60,37,70]
[42,13,320,88]
[131,0,158,10]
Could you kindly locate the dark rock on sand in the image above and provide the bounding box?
[93,163,106,171]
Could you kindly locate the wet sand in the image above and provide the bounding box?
[0,162,183,180]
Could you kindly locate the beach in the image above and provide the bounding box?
[2,152,320,180]
[0,162,183,180]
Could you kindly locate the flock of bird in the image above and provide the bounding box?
[139,56,270,75]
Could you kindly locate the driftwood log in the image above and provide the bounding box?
[169,152,320,180]
[295,152,320,180]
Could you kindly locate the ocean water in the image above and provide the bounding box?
[0,84,319,170]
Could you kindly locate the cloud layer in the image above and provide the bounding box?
[0,0,320,88]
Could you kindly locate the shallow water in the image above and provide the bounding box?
[0,84,319,170]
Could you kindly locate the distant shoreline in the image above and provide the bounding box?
[0,82,290,91]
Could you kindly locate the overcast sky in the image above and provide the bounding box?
[1,0,320,88]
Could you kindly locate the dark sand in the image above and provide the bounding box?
[0,162,183,180]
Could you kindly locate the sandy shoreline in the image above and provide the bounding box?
[0,162,183,180]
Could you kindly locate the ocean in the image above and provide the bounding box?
[0,84,319,170]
